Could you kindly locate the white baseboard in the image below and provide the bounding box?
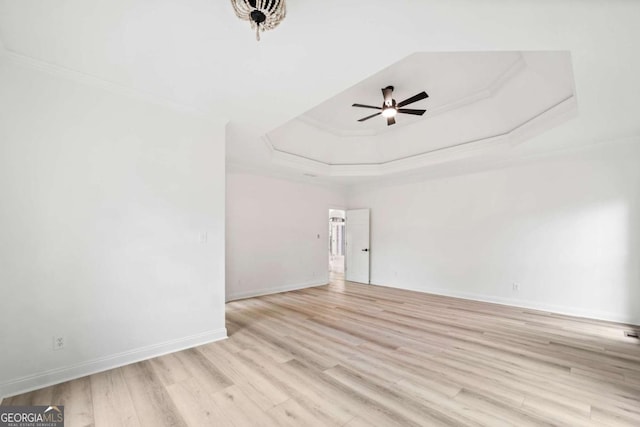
[0,328,227,400]
[373,282,640,326]
[226,280,328,302]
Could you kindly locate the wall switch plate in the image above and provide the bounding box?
[512,283,520,291]
[52,335,65,351]
[199,232,208,244]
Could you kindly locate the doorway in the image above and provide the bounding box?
[328,209,346,280]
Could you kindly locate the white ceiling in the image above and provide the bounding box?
[0,1,639,183]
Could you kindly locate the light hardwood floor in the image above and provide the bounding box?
[3,276,640,426]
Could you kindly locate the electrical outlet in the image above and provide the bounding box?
[52,335,65,351]
[199,231,208,244]
[512,283,520,291]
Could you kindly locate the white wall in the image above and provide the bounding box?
[349,139,640,325]
[226,171,347,300]
[0,55,227,397]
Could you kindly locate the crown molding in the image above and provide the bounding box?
[265,94,577,177]
[263,134,331,175]
[297,54,527,138]
[1,48,214,118]
[508,95,578,147]
[486,52,527,96]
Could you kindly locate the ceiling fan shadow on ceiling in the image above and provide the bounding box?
[353,86,428,126]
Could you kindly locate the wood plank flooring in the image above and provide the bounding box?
[3,276,640,426]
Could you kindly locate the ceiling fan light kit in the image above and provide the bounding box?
[231,0,286,41]
[353,85,428,126]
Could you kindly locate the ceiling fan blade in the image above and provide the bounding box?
[398,108,426,116]
[358,112,382,122]
[381,86,394,103]
[352,103,382,110]
[387,116,396,126]
[397,91,428,108]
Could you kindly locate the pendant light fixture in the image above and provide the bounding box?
[231,0,286,41]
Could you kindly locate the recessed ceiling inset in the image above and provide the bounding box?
[265,51,577,176]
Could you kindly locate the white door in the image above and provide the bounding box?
[345,208,370,284]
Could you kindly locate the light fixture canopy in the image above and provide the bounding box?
[231,0,286,41]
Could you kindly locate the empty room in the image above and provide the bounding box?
[1,1,639,426]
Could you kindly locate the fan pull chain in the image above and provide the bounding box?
[256,23,261,41]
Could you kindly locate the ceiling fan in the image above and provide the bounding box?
[352,86,428,126]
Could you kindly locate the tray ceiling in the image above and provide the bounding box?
[266,51,577,176]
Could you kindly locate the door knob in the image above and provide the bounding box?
[362,248,369,252]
